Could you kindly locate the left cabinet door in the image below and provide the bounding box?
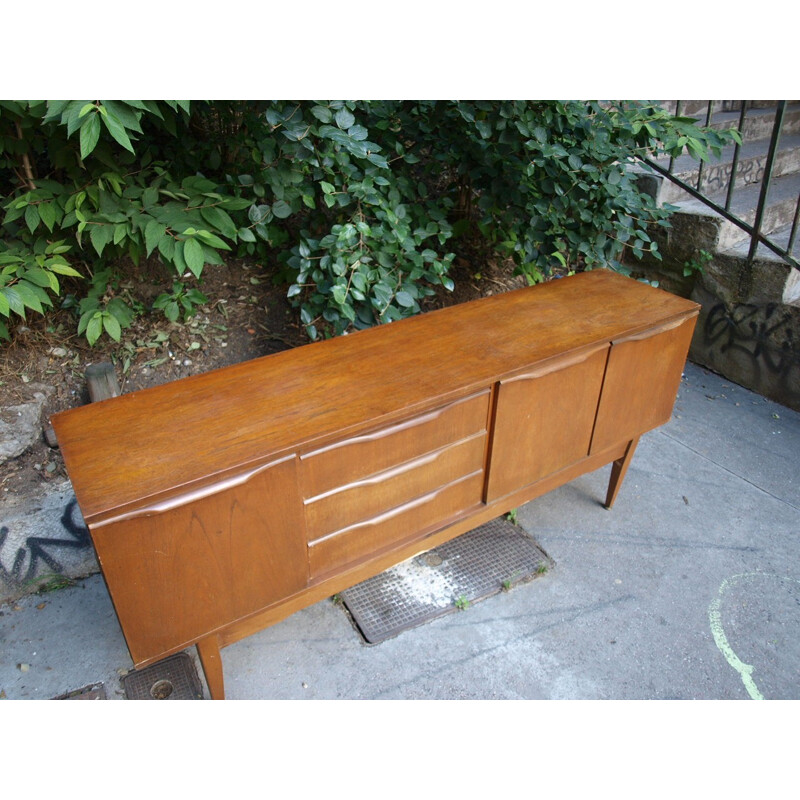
[90,456,308,665]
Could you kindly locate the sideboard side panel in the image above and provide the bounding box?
[90,457,307,664]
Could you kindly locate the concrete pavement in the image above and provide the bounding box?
[1,361,799,701]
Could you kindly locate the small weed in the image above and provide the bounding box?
[506,508,518,525]
[153,281,209,323]
[454,595,470,611]
[502,570,522,591]
[330,594,343,605]
[30,574,77,594]
[536,563,548,575]
[683,249,713,278]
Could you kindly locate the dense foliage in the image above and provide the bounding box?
[0,100,737,343]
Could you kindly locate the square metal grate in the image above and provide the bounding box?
[340,516,551,644]
[122,652,204,700]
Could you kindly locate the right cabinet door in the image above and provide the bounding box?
[485,344,609,503]
[590,314,697,454]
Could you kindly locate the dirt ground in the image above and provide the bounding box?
[0,248,525,500]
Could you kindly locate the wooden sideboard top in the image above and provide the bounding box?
[51,269,699,523]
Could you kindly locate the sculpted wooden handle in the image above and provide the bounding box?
[301,389,490,459]
[307,469,483,546]
[92,454,295,527]
[612,315,692,346]
[503,343,609,383]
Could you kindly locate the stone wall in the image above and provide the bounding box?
[629,248,800,412]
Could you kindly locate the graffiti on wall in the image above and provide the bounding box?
[702,301,800,402]
[699,158,765,196]
[0,497,91,589]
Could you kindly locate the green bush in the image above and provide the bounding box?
[1,100,737,344]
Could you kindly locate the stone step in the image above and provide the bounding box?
[659,100,796,118]
[722,220,800,262]
[674,171,800,250]
[707,105,800,142]
[648,133,800,205]
[656,102,800,142]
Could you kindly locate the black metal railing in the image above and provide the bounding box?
[640,100,800,273]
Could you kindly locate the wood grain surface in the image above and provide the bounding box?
[51,269,698,524]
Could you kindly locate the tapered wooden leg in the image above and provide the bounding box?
[197,635,225,700]
[604,436,640,510]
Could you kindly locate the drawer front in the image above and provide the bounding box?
[300,389,490,498]
[308,471,485,579]
[305,433,486,542]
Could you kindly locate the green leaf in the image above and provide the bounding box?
[2,286,25,317]
[38,202,57,232]
[272,200,292,219]
[320,181,335,195]
[335,108,355,130]
[200,205,238,239]
[158,234,176,262]
[90,224,114,257]
[24,204,40,234]
[395,291,415,308]
[86,312,103,345]
[16,281,45,314]
[183,237,205,278]
[46,261,82,278]
[145,219,167,257]
[102,312,121,342]
[22,268,53,288]
[195,229,231,250]
[101,110,135,153]
[80,113,102,159]
[311,105,333,123]
[238,227,256,242]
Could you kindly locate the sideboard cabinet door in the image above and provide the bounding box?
[485,345,609,503]
[90,456,307,664]
[590,315,697,454]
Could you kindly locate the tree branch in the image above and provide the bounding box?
[15,122,37,191]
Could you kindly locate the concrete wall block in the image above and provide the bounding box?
[0,478,99,604]
[690,273,800,411]
[664,211,723,261]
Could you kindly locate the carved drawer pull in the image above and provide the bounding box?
[612,315,690,345]
[308,469,483,546]
[503,343,608,383]
[93,454,295,527]
[301,389,489,460]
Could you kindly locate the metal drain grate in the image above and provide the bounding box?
[122,653,204,700]
[340,517,551,644]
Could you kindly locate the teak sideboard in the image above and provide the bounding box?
[51,269,699,699]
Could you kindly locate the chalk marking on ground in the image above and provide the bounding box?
[709,572,800,701]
